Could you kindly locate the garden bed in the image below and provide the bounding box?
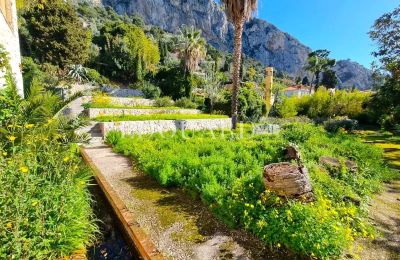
[106,123,397,258]
[86,107,201,118]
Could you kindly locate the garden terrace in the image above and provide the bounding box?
[87,107,202,118]
[99,117,231,136]
[105,123,397,259]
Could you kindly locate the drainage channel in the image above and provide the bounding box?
[81,148,163,260]
[87,182,136,260]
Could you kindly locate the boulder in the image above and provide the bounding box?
[263,162,314,202]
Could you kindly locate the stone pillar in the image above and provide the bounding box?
[0,0,24,97]
[265,67,274,109]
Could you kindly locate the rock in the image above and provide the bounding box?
[99,0,373,89]
[263,162,313,201]
[252,124,280,135]
[284,145,301,161]
[319,156,358,174]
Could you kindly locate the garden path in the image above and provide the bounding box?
[350,131,400,260]
[82,144,290,260]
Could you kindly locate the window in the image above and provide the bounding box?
[0,0,13,30]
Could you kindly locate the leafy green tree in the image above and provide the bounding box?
[21,0,91,68]
[321,69,339,89]
[305,50,336,91]
[95,22,160,82]
[220,0,258,129]
[369,5,400,129]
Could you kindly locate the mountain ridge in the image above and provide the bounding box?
[101,0,373,89]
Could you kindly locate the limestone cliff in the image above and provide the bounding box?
[101,0,373,88]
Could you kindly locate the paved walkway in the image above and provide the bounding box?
[82,144,286,260]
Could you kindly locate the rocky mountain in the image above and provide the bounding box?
[101,0,373,89]
[334,60,373,90]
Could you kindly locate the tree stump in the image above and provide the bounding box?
[263,162,314,202]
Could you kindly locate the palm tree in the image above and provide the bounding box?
[305,50,336,92]
[177,26,207,74]
[220,0,258,129]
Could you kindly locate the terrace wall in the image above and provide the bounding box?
[100,118,232,136]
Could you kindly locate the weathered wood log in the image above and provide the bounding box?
[263,162,314,202]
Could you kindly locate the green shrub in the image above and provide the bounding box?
[105,130,123,145]
[212,86,265,122]
[154,96,174,107]
[140,81,161,99]
[276,88,371,120]
[0,77,96,257]
[273,97,298,118]
[97,114,228,122]
[109,123,395,258]
[86,68,110,85]
[175,97,197,109]
[0,128,96,258]
[324,118,358,133]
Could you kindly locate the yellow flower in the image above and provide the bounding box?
[20,166,28,173]
[31,200,38,207]
[63,156,70,162]
[25,124,34,129]
[2,152,7,156]
[8,136,16,141]
[6,223,12,229]
[277,243,281,248]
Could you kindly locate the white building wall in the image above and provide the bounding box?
[0,0,24,97]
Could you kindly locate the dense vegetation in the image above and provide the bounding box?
[0,47,96,258]
[95,114,228,122]
[368,5,400,130]
[274,88,371,120]
[107,124,396,258]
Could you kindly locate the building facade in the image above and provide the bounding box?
[0,0,24,97]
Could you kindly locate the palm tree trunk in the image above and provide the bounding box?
[231,20,245,129]
[315,72,320,92]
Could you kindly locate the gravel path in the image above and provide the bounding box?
[83,144,288,260]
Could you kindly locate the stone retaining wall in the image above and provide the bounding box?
[100,118,232,136]
[88,108,201,118]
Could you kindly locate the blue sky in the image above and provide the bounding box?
[255,0,398,68]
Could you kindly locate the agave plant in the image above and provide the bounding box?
[67,64,88,82]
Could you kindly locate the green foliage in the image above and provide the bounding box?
[214,85,266,122]
[177,26,207,73]
[175,97,197,109]
[85,68,110,85]
[21,57,59,95]
[109,123,395,258]
[96,114,228,122]
[139,81,161,99]
[321,69,339,89]
[21,0,91,68]
[154,66,193,99]
[105,130,123,146]
[324,118,358,133]
[154,96,174,107]
[0,64,96,257]
[306,50,336,90]
[273,97,298,118]
[275,88,371,120]
[95,21,160,82]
